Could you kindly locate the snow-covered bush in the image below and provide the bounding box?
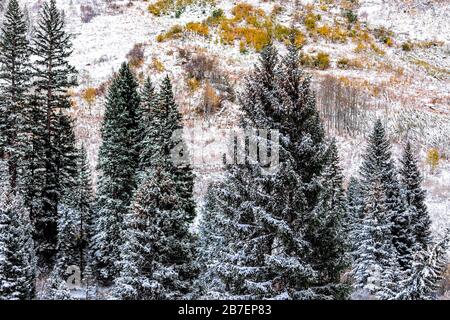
[80,4,97,23]
[126,43,145,68]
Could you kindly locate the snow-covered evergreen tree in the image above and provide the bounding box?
[41,267,71,300]
[276,43,327,186]
[55,143,93,278]
[114,76,197,299]
[114,167,197,300]
[83,264,97,300]
[309,140,350,298]
[346,177,364,252]
[31,110,78,264]
[396,232,448,300]
[73,144,94,274]
[0,0,31,192]
[93,62,140,284]
[0,170,36,300]
[351,177,401,299]
[352,120,404,299]
[160,76,196,221]
[53,204,78,276]
[196,183,229,298]
[31,0,78,262]
[136,77,157,180]
[363,120,413,270]
[17,94,46,235]
[199,43,337,300]
[399,141,432,251]
[54,111,78,200]
[139,76,196,220]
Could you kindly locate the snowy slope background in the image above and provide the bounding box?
[6,0,449,238]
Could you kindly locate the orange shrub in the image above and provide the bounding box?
[273,24,306,47]
[199,82,221,115]
[337,57,363,69]
[82,87,97,106]
[187,77,200,92]
[402,41,413,51]
[157,24,184,42]
[271,4,283,17]
[315,52,330,69]
[317,24,347,42]
[186,22,209,37]
[385,37,394,47]
[304,12,319,31]
[231,3,267,27]
[301,52,330,69]
[317,24,331,37]
[354,41,366,53]
[370,43,385,55]
[427,148,439,172]
[152,58,165,72]
[237,27,270,51]
[300,53,314,67]
[148,0,170,16]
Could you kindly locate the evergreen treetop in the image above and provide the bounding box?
[32,0,77,105]
[0,0,32,191]
[399,141,432,250]
[93,62,140,283]
[360,119,412,270]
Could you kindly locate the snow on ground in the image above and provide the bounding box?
[359,0,450,43]
[16,0,449,234]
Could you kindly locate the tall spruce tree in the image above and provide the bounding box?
[199,43,337,299]
[136,77,157,180]
[351,178,401,299]
[53,204,78,278]
[18,94,47,233]
[364,120,413,269]
[386,129,414,270]
[396,232,448,300]
[0,0,31,192]
[73,145,94,274]
[346,177,364,252]
[93,62,140,284]
[114,167,197,300]
[196,183,229,298]
[276,42,327,188]
[54,111,78,203]
[399,141,432,251]
[114,76,197,299]
[352,120,403,299]
[31,0,77,262]
[0,171,36,300]
[309,140,349,298]
[143,76,195,220]
[51,115,81,282]
[53,144,92,277]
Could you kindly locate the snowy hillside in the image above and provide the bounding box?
[14,0,446,234]
[0,0,448,300]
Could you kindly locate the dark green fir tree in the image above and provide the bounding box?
[92,62,140,284]
[31,0,78,262]
[309,140,350,298]
[114,167,197,300]
[0,169,36,300]
[352,120,403,299]
[399,141,432,251]
[199,43,337,299]
[0,0,31,192]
